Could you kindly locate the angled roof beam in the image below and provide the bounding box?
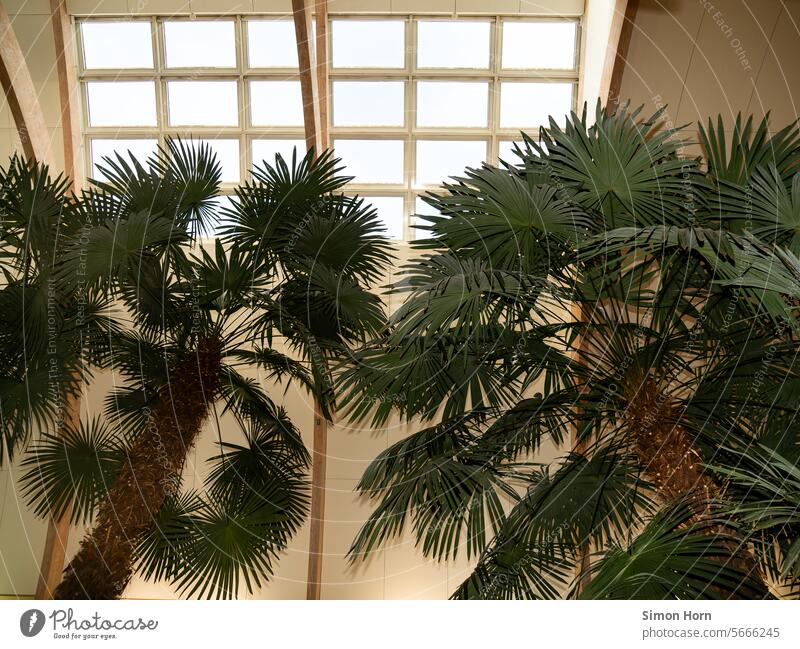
[0,2,55,164]
[293,0,323,156]
[577,0,639,118]
[292,0,330,602]
[34,0,86,601]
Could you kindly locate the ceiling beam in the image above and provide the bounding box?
[315,0,329,149]
[293,0,323,156]
[577,0,638,116]
[292,0,330,602]
[34,0,86,601]
[0,2,54,163]
[49,0,82,188]
[608,0,640,109]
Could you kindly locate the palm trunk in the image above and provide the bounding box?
[54,338,222,599]
[627,380,763,595]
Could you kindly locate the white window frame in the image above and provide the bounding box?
[77,14,581,242]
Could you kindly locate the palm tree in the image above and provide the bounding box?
[0,155,119,598]
[0,155,115,464]
[341,103,800,599]
[18,142,390,599]
[217,146,393,598]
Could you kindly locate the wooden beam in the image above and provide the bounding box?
[49,0,82,189]
[608,0,640,109]
[292,0,331,600]
[315,0,329,149]
[35,390,80,599]
[0,2,54,163]
[292,0,322,156]
[34,1,86,600]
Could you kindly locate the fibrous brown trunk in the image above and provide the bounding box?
[54,338,222,599]
[626,377,763,595]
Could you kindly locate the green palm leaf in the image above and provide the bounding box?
[708,442,800,581]
[575,498,768,599]
[540,102,701,228]
[19,418,127,524]
[699,113,800,185]
[349,411,516,561]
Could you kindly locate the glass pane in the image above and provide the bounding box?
[252,139,307,168]
[417,21,490,69]
[416,140,486,186]
[417,82,488,128]
[365,196,404,240]
[498,139,547,163]
[499,82,573,128]
[333,81,404,127]
[207,195,238,235]
[168,81,239,126]
[164,21,236,68]
[250,81,304,126]
[413,196,444,240]
[247,20,298,68]
[90,138,158,179]
[498,140,522,162]
[502,21,577,70]
[196,139,240,183]
[332,20,405,68]
[333,140,404,184]
[86,81,157,126]
[81,21,153,69]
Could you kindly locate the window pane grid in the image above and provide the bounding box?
[78,14,579,241]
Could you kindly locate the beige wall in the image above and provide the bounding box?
[618,0,800,138]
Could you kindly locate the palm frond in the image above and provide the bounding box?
[708,442,800,581]
[699,113,800,185]
[575,498,768,599]
[349,410,516,561]
[540,102,703,228]
[19,418,127,524]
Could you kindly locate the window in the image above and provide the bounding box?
[250,81,304,126]
[333,82,405,127]
[366,196,405,240]
[416,82,489,128]
[416,140,487,186]
[86,81,157,127]
[90,138,158,178]
[327,16,578,240]
[252,139,307,167]
[196,139,241,183]
[78,15,579,241]
[499,82,574,128]
[331,20,405,68]
[167,81,239,126]
[163,20,236,68]
[502,21,577,70]
[417,21,491,69]
[81,21,153,69]
[247,20,298,68]
[332,140,404,185]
